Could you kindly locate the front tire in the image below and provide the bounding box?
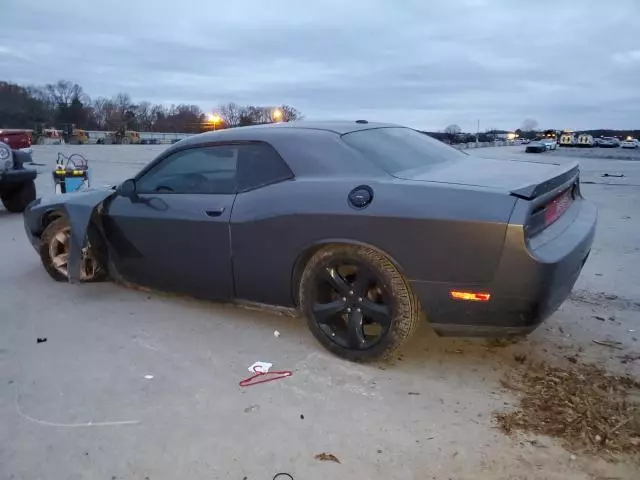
[1,180,36,213]
[299,245,420,362]
[39,217,109,283]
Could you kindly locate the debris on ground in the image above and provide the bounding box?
[248,361,272,373]
[274,330,281,338]
[513,353,527,364]
[593,315,606,321]
[239,362,292,387]
[486,337,521,348]
[408,392,421,395]
[566,355,579,364]
[314,453,341,463]
[495,363,640,457]
[620,353,640,364]
[593,340,625,350]
[601,173,625,178]
[144,375,154,379]
[36,337,47,344]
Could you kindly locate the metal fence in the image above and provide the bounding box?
[85,131,195,144]
[452,140,511,150]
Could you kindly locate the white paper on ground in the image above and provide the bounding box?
[248,362,273,374]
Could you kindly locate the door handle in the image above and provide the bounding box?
[205,207,225,217]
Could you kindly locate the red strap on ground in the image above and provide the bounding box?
[239,369,293,387]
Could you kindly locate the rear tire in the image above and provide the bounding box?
[299,245,420,362]
[1,180,36,213]
[39,217,109,283]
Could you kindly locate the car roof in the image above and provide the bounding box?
[186,120,400,143]
[160,121,404,178]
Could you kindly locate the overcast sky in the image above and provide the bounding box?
[2,0,639,131]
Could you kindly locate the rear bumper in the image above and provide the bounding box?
[0,168,37,186]
[412,198,597,337]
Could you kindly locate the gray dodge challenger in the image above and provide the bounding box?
[23,121,597,361]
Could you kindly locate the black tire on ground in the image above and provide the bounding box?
[39,216,109,283]
[0,180,36,213]
[299,244,421,362]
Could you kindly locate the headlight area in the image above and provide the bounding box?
[0,145,12,169]
[0,145,11,161]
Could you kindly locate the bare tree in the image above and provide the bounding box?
[521,118,538,132]
[136,101,153,131]
[218,102,242,127]
[91,97,109,129]
[103,100,121,130]
[444,124,462,144]
[279,104,302,122]
[45,80,85,106]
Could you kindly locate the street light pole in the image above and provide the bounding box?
[475,119,480,147]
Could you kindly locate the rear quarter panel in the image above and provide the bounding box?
[230,178,516,307]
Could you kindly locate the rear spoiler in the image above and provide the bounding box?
[510,161,580,200]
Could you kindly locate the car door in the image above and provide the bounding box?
[103,145,239,300]
[228,142,296,306]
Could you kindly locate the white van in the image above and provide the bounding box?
[560,133,576,147]
[577,134,595,148]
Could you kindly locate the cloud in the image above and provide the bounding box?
[2,0,639,130]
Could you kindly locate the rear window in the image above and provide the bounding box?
[342,127,466,174]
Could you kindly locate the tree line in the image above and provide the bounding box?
[0,80,302,133]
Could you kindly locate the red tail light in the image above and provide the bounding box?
[526,184,576,236]
[543,189,573,227]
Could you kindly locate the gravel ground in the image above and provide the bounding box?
[1,145,639,480]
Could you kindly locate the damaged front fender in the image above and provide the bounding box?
[28,189,118,283]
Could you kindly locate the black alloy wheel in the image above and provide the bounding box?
[299,245,420,361]
[312,261,393,350]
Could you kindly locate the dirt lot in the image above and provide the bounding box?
[1,145,639,479]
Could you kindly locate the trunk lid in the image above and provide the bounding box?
[394,157,579,200]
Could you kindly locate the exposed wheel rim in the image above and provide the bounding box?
[48,227,99,280]
[310,260,394,350]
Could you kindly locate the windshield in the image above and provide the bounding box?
[342,127,466,174]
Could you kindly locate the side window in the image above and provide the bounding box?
[236,143,293,192]
[136,146,238,194]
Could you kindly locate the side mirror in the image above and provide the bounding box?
[119,178,137,197]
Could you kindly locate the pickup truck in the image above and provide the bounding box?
[0,129,33,153]
[0,141,37,212]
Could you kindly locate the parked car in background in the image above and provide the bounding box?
[539,138,558,150]
[526,141,548,153]
[621,139,639,149]
[22,121,596,361]
[599,137,619,148]
[0,141,37,212]
[0,129,33,154]
[577,134,595,148]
